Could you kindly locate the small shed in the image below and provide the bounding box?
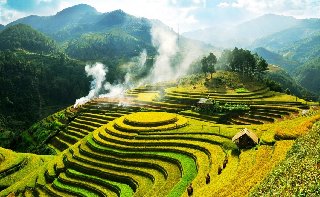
[197,98,213,107]
[232,128,259,149]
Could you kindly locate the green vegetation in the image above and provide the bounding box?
[250,121,320,196]
[295,57,320,96]
[193,101,250,115]
[1,4,320,197]
[219,47,268,78]
[1,79,319,196]
[201,52,217,78]
[0,24,58,54]
[0,50,89,151]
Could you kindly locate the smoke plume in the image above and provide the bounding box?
[73,63,107,108]
[73,23,209,107]
[147,24,178,83]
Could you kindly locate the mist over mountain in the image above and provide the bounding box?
[253,18,320,52]
[183,14,300,48]
[183,13,320,97]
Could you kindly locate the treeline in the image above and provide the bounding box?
[198,47,268,78]
[0,51,89,150]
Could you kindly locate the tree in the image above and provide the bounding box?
[221,47,268,77]
[201,52,217,79]
[207,52,217,79]
[217,50,231,70]
[201,56,208,77]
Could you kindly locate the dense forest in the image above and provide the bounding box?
[0,51,89,149]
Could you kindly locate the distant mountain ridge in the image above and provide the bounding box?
[252,18,320,52]
[0,24,4,31]
[183,14,300,48]
[7,4,152,43]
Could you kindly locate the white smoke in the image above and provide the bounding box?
[148,24,178,83]
[174,40,205,79]
[99,50,148,99]
[74,63,107,108]
[73,24,209,108]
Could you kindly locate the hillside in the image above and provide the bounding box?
[281,33,320,63]
[65,29,156,61]
[0,50,89,151]
[253,47,299,72]
[0,24,58,54]
[265,65,315,99]
[252,18,320,51]
[251,120,320,196]
[0,71,319,196]
[295,57,320,96]
[0,24,4,31]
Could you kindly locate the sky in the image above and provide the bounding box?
[0,0,320,32]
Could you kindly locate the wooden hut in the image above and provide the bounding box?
[197,98,213,107]
[232,128,259,148]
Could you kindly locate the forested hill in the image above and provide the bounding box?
[0,51,89,150]
[5,4,162,61]
[0,24,4,31]
[0,24,58,54]
[7,4,153,43]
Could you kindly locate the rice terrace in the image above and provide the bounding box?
[1,70,319,197]
[1,1,320,197]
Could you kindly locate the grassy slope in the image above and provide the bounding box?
[250,120,320,197]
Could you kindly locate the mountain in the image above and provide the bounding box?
[5,4,161,62]
[8,4,100,40]
[295,57,320,96]
[266,65,314,99]
[252,18,320,52]
[281,33,320,63]
[7,5,152,43]
[254,47,299,73]
[183,14,299,47]
[0,24,58,54]
[0,24,4,31]
[66,29,156,61]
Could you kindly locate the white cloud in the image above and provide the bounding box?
[218,0,320,18]
[218,2,231,8]
[1,0,320,30]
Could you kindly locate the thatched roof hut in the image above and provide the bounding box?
[232,128,259,148]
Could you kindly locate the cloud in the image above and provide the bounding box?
[218,2,231,8]
[217,0,320,18]
[0,0,63,24]
[1,0,319,30]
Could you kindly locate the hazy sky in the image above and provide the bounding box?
[1,0,320,32]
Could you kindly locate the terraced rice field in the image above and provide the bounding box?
[1,85,319,197]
